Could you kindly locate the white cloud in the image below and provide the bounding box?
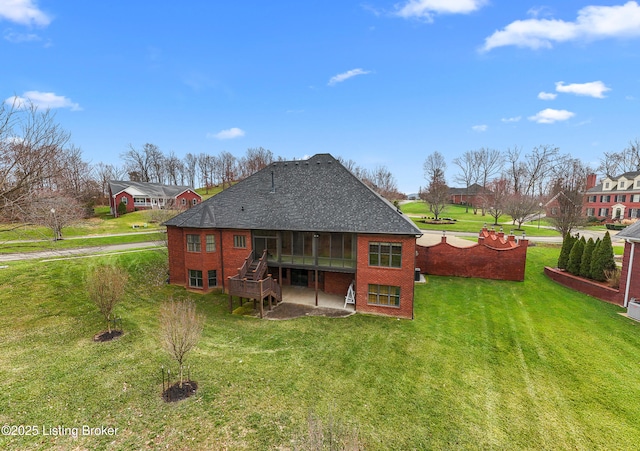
[501,116,521,122]
[528,108,575,124]
[555,81,611,98]
[472,124,487,132]
[538,91,557,100]
[482,1,640,52]
[328,68,371,86]
[6,91,81,111]
[3,29,41,43]
[395,0,487,21]
[208,127,245,140]
[0,0,51,26]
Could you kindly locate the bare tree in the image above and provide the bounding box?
[217,151,237,190]
[368,165,401,200]
[504,193,540,230]
[22,193,85,240]
[453,150,479,213]
[160,299,204,387]
[197,153,214,193]
[122,144,151,182]
[423,151,447,183]
[146,143,165,183]
[474,148,503,215]
[164,151,183,185]
[0,100,71,218]
[485,178,510,225]
[548,156,591,237]
[597,139,640,178]
[422,151,449,219]
[86,264,128,334]
[183,153,198,188]
[420,180,449,220]
[238,147,274,179]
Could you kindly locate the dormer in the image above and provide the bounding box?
[634,176,640,189]
[602,178,614,191]
[618,176,629,190]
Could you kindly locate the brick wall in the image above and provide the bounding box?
[416,234,528,282]
[355,234,416,319]
[324,272,354,296]
[167,227,252,292]
[544,267,622,305]
[176,190,202,209]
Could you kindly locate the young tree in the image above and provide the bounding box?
[504,193,539,229]
[23,193,85,240]
[160,299,204,388]
[87,264,128,334]
[420,180,449,220]
[452,150,479,213]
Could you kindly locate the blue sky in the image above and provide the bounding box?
[2,1,640,193]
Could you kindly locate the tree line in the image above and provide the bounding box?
[421,145,596,237]
[0,101,402,236]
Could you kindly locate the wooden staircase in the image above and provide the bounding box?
[227,249,281,318]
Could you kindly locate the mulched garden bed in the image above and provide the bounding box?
[93,330,123,342]
[162,381,198,402]
[265,303,354,320]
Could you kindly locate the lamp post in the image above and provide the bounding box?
[538,202,543,229]
[50,208,60,241]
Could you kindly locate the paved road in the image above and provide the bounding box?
[417,228,623,246]
[0,241,165,262]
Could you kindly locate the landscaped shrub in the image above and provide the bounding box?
[580,237,595,278]
[567,236,585,275]
[558,233,577,270]
[590,231,616,282]
[117,200,127,216]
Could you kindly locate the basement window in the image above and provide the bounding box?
[368,284,400,307]
[188,269,203,288]
[234,235,247,248]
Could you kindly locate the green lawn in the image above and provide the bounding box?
[1,247,639,449]
[403,202,574,237]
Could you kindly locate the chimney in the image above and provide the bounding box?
[586,173,597,190]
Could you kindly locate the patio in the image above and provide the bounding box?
[262,286,355,319]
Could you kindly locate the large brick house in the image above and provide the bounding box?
[583,172,640,221]
[164,153,422,319]
[109,180,202,217]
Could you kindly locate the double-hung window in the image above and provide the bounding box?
[186,234,201,252]
[369,242,402,268]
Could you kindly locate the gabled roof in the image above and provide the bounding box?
[448,183,487,196]
[615,220,640,242]
[587,171,640,193]
[109,181,200,199]
[164,153,422,236]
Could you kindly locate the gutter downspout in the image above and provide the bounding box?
[624,241,635,308]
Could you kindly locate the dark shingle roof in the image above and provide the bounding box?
[109,180,199,199]
[615,221,640,241]
[448,183,486,196]
[164,153,421,235]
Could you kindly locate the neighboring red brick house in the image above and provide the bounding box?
[164,153,422,319]
[108,180,201,217]
[448,183,493,208]
[583,172,640,221]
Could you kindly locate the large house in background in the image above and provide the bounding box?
[583,173,640,221]
[164,153,422,319]
[108,180,202,217]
